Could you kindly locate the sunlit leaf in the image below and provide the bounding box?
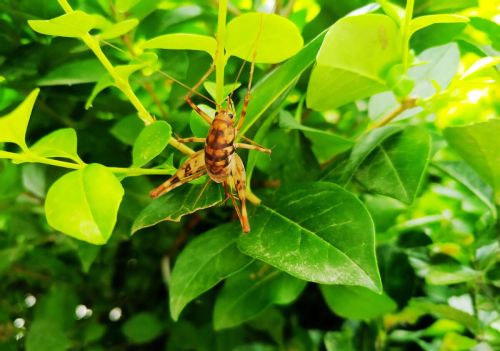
[169,224,253,321]
[100,18,139,39]
[28,11,96,38]
[410,14,469,36]
[444,119,500,202]
[226,12,304,64]
[213,262,306,330]
[143,33,217,58]
[0,88,39,151]
[307,14,401,110]
[239,182,382,292]
[132,120,171,167]
[45,164,124,245]
[31,128,83,164]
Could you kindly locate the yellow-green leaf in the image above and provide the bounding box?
[142,33,217,58]
[100,18,139,40]
[226,12,304,64]
[0,88,39,151]
[30,128,83,164]
[410,14,469,37]
[28,11,96,38]
[45,164,124,245]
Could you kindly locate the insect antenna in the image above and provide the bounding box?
[100,38,217,106]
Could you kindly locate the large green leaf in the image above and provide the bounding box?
[307,14,401,110]
[45,164,124,245]
[355,127,431,204]
[132,120,171,167]
[238,182,381,292]
[0,88,39,151]
[143,33,217,58]
[26,319,71,351]
[28,11,96,38]
[213,262,307,330]
[30,128,83,164]
[225,12,303,64]
[444,119,500,203]
[320,285,396,320]
[239,30,326,135]
[131,182,223,234]
[169,224,253,321]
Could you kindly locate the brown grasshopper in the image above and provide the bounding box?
[149,60,271,233]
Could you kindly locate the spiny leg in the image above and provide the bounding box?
[150,150,206,198]
[229,154,250,233]
[236,51,256,131]
[150,170,206,198]
[235,142,271,154]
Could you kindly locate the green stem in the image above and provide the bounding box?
[402,0,415,70]
[0,151,174,177]
[215,0,227,104]
[57,0,194,156]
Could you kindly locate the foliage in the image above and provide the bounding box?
[0,0,499,350]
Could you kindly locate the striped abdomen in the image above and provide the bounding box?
[204,118,235,183]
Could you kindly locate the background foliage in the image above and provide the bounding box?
[0,0,499,350]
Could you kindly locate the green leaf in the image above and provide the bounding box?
[28,11,96,38]
[131,183,223,234]
[307,14,401,110]
[444,119,500,203]
[143,33,217,58]
[26,319,71,351]
[121,312,163,344]
[169,224,253,321]
[225,12,303,64]
[355,127,431,204]
[45,164,124,245]
[320,285,396,319]
[189,104,213,138]
[238,182,382,292]
[110,115,144,145]
[324,125,404,185]
[434,160,497,217]
[213,262,307,330]
[100,18,139,39]
[30,128,83,163]
[239,30,326,135]
[279,112,354,163]
[0,88,39,151]
[203,82,241,102]
[38,59,107,86]
[425,263,482,285]
[410,15,469,36]
[132,120,171,167]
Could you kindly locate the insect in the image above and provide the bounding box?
[149,59,271,233]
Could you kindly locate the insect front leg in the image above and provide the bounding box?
[150,150,206,198]
[229,154,250,233]
[235,143,271,154]
[177,137,206,144]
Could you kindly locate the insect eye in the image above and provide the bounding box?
[229,113,234,119]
